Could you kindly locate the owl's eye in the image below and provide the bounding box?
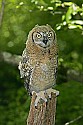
[36,33,42,39]
[48,32,52,38]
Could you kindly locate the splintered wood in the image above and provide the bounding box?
[27,92,57,125]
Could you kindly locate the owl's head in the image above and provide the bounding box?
[27,24,56,48]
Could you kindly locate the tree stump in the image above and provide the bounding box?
[27,92,58,125]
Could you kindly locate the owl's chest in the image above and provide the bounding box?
[29,48,57,74]
[35,56,56,76]
[28,49,57,91]
[31,55,56,81]
[30,58,56,91]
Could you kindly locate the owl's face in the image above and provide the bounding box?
[31,25,55,48]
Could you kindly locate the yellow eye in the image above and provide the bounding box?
[36,33,42,39]
[48,32,52,37]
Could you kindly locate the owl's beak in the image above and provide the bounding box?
[43,39,48,45]
[43,36,48,45]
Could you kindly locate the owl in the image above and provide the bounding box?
[18,24,59,106]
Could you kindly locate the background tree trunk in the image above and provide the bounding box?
[27,92,58,125]
[0,51,83,83]
[0,0,5,27]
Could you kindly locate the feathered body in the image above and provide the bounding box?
[18,25,59,106]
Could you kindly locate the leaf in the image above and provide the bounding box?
[66,6,72,23]
[47,6,53,10]
[72,20,83,25]
[56,25,61,30]
[63,2,73,6]
[51,0,61,3]
[62,15,65,21]
[68,24,78,29]
[68,24,82,29]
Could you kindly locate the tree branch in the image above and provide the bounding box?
[0,51,21,65]
[65,115,83,125]
[0,0,5,27]
[0,51,83,83]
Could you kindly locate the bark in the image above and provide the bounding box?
[0,0,5,27]
[27,92,57,125]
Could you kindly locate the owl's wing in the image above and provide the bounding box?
[18,48,32,92]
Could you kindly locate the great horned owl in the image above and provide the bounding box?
[18,24,59,106]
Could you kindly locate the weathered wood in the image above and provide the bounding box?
[27,92,57,125]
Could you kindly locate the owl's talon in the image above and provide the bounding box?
[56,90,59,97]
[46,88,59,98]
[32,91,47,106]
[32,91,36,95]
[35,96,40,107]
[48,94,51,99]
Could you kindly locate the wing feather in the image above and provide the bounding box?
[18,48,32,93]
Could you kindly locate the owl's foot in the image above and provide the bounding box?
[32,91,47,107]
[46,88,59,98]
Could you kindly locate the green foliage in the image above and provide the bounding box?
[56,81,83,125]
[0,0,83,124]
[0,62,30,125]
[0,0,83,66]
[25,0,83,30]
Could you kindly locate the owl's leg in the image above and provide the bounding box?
[46,88,59,98]
[32,91,47,107]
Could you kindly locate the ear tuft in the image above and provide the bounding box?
[46,24,52,28]
[35,24,39,27]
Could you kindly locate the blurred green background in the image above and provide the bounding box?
[0,0,83,125]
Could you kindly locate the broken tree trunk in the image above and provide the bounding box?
[27,92,58,125]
